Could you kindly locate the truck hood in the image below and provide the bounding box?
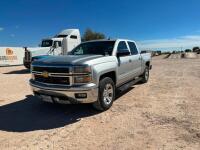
[32,55,104,66]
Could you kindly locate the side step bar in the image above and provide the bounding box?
[118,77,142,92]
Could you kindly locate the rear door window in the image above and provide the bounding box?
[128,42,138,55]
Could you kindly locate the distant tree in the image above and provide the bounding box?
[172,51,176,54]
[185,49,192,53]
[192,47,200,52]
[156,51,162,55]
[82,28,106,42]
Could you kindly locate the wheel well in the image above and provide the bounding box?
[99,71,116,84]
[146,61,150,67]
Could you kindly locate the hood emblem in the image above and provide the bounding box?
[42,71,49,78]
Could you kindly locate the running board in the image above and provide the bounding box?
[118,77,142,92]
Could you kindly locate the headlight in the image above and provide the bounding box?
[74,75,92,84]
[73,66,91,74]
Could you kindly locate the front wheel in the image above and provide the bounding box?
[92,77,115,111]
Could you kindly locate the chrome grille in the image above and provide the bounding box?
[32,66,70,74]
[34,74,70,85]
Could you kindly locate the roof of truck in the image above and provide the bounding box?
[82,39,136,43]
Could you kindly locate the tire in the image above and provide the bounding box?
[93,77,115,111]
[140,66,149,83]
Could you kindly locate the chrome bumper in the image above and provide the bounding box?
[30,80,98,104]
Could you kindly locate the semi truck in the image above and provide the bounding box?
[23,29,81,68]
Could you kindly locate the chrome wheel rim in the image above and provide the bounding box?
[103,83,113,105]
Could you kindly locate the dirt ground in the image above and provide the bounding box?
[0,56,200,150]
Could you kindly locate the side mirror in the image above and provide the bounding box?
[117,50,130,57]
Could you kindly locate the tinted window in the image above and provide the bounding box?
[58,41,61,47]
[57,35,68,38]
[41,40,53,47]
[70,35,77,39]
[128,42,138,55]
[70,41,115,56]
[53,41,62,47]
[117,41,128,52]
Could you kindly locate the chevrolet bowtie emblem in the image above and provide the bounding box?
[42,71,49,78]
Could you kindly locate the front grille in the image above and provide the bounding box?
[25,50,31,61]
[35,74,70,85]
[32,66,70,73]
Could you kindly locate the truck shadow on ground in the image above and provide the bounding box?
[115,87,134,100]
[0,87,134,133]
[3,69,30,74]
[0,95,99,132]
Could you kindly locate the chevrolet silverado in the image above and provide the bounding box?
[30,39,152,111]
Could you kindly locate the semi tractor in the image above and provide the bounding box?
[23,29,81,68]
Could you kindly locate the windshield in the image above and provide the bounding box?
[70,41,115,56]
[41,40,53,47]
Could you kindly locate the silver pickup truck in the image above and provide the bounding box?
[30,39,152,111]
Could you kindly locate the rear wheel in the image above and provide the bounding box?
[141,66,149,83]
[93,77,115,111]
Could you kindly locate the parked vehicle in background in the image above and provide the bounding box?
[29,39,152,111]
[23,29,81,68]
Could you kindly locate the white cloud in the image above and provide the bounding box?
[10,34,15,38]
[0,27,4,31]
[138,35,200,51]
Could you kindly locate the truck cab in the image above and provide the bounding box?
[23,29,81,68]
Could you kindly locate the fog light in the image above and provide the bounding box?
[75,93,87,99]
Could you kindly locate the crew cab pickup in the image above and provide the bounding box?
[30,39,152,111]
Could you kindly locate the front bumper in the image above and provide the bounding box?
[30,79,98,104]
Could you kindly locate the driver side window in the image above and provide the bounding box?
[117,41,128,52]
[53,41,61,47]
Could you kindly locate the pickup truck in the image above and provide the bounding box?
[30,39,152,111]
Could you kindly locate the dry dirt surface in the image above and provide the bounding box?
[0,57,200,150]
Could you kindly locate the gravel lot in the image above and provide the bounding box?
[0,56,200,150]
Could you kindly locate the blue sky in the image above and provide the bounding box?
[0,0,200,50]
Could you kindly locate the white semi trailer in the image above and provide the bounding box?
[23,29,81,68]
